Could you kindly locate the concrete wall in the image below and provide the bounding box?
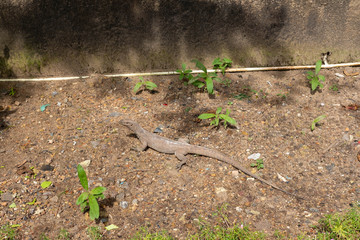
[0,0,359,77]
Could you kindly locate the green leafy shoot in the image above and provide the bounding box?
[133,77,158,93]
[76,164,106,220]
[198,107,237,128]
[311,115,326,131]
[8,87,15,96]
[41,181,52,189]
[26,198,36,205]
[190,59,222,94]
[213,57,232,75]
[250,159,264,170]
[307,60,325,91]
[176,63,193,82]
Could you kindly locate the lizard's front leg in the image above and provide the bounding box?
[175,150,189,170]
[132,137,148,152]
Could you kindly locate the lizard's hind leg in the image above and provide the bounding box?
[175,150,189,170]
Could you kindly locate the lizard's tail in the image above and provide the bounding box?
[192,146,304,200]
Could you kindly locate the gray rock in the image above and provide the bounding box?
[120,201,128,209]
[116,193,125,202]
[109,112,122,117]
[91,141,100,148]
[1,192,13,202]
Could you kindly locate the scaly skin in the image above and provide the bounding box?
[120,119,303,199]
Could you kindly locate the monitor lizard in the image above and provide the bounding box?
[120,119,302,199]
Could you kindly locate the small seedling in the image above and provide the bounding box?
[76,164,106,220]
[87,226,103,240]
[329,84,338,91]
[190,59,221,94]
[133,77,157,93]
[212,57,232,75]
[307,60,325,91]
[311,115,326,131]
[198,107,237,128]
[8,88,15,96]
[250,159,264,170]
[176,63,193,82]
[277,93,288,99]
[233,93,251,100]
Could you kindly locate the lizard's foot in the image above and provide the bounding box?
[175,161,186,170]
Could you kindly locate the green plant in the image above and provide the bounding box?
[177,58,232,94]
[176,63,193,82]
[307,60,325,91]
[198,107,237,128]
[87,226,103,240]
[250,159,264,170]
[76,164,106,220]
[233,92,251,100]
[0,223,19,240]
[190,59,221,94]
[212,57,232,75]
[8,87,16,96]
[329,84,338,91]
[276,93,288,99]
[314,204,360,239]
[190,204,266,240]
[57,229,70,240]
[311,115,326,131]
[133,77,158,93]
[130,227,174,240]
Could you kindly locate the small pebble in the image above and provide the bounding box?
[1,192,13,202]
[248,153,261,160]
[120,201,128,209]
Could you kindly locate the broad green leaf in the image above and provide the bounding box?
[314,115,326,123]
[215,107,222,115]
[9,203,16,208]
[76,192,89,205]
[212,57,222,66]
[105,224,119,231]
[193,81,205,88]
[188,75,199,84]
[220,115,237,125]
[139,76,144,82]
[318,75,325,81]
[80,201,88,212]
[191,59,207,73]
[179,72,184,80]
[198,113,216,119]
[205,77,214,94]
[176,69,182,73]
[315,60,322,75]
[94,193,105,200]
[90,186,106,195]
[311,81,318,91]
[145,81,157,90]
[184,70,192,74]
[215,117,220,126]
[210,119,217,126]
[11,224,21,228]
[199,72,207,78]
[225,109,230,116]
[41,181,52,189]
[133,82,143,93]
[89,195,100,220]
[181,63,186,71]
[223,58,233,64]
[311,115,326,131]
[77,164,88,191]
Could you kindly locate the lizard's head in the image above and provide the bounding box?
[119,119,137,130]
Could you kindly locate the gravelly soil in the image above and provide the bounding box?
[0,68,359,239]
